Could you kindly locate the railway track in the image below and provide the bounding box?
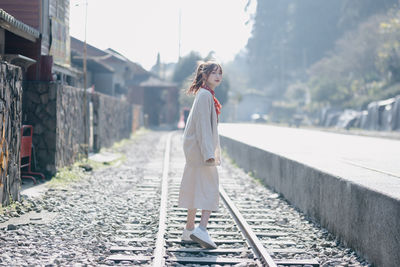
[106,132,320,266]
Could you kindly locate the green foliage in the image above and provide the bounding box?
[269,101,297,122]
[285,82,309,107]
[0,198,27,215]
[224,53,250,96]
[215,76,229,106]
[247,0,345,96]
[246,0,399,102]
[309,77,350,106]
[179,79,195,108]
[307,9,400,108]
[48,164,88,187]
[377,17,400,83]
[172,51,202,85]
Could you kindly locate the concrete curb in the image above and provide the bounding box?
[220,135,400,267]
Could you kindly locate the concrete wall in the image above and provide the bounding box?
[91,92,133,152]
[220,135,400,267]
[0,62,22,206]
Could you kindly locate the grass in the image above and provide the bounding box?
[47,162,89,187]
[221,149,238,168]
[0,194,32,216]
[110,127,149,150]
[222,148,266,187]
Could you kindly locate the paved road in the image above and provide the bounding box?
[219,123,400,199]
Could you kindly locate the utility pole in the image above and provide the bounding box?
[83,0,88,157]
[178,8,181,60]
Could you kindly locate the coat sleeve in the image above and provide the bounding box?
[194,92,215,162]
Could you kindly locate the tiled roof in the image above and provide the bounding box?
[140,76,177,88]
[0,9,40,39]
[70,36,107,57]
[71,36,150,77]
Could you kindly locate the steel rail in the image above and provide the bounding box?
[219,186,278,267]
[152,132,173,267]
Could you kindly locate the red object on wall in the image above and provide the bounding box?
[20,125,45,184]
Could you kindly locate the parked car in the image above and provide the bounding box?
[251,113,268,123]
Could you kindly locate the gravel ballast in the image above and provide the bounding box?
[0,131,371,266]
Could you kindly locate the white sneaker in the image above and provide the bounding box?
[190,226,217,249]
[181,228,194,242]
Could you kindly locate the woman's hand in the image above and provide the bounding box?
[206,158,215,163]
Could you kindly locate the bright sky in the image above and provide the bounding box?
[70,0,256,70]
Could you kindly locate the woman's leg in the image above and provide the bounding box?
[190,209,217,248]
[199,210,211,228]
[186,208,197,230]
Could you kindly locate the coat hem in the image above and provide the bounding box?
[178,204,219,212]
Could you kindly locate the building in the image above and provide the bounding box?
[0,8,40,75]
[129,76,179,126]
[1,0,79,83]
[70,37,149,96]
[71,36,179,126]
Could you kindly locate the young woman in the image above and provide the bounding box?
[178,61,223,249]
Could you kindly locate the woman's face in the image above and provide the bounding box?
[206,66,222,88]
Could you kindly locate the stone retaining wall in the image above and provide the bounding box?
[23,83,136,174]
[55,85,88,169]
[91,93,133,152]
[0,62,22,206]
[132,105,143,134]
[23,82,88,175]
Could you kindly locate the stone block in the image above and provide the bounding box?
[34,124,44,135]
[37,109,47,121]
[0,61,22,206]
[37,84,48,94]
[40,93,49,104]
[49,86,57,100]
[26,91,40,104]
[45,101,56,115]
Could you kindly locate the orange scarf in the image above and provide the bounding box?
[202,84,222,121]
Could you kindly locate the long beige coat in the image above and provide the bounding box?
[178,88,221,211]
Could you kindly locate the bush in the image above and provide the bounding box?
[308,9,400,108]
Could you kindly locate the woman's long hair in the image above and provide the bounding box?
[187,61,222,95]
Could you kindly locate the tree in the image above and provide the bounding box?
[215,76,229,106]
[245,0,399,102]
[172,51,202,86]
[308,9,400,108]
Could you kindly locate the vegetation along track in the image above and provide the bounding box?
[107,131,320,266]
